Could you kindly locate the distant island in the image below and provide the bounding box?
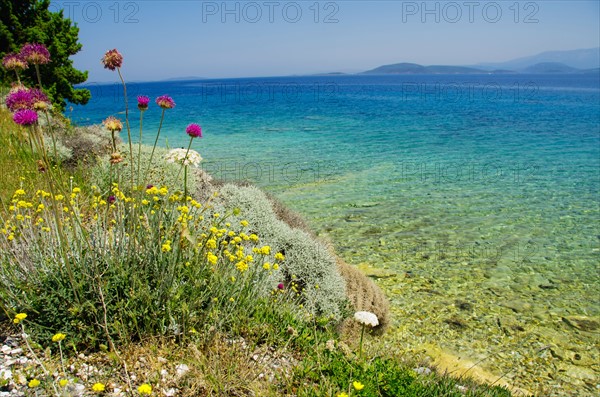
[360,48,600,75]
[361,62,599,75]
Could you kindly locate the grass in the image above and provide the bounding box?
[0,75,523,397]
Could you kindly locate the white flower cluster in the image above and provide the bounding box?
[353,311,379,327]
[164,148,202,167]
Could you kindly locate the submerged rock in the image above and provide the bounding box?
[562,315,599,332]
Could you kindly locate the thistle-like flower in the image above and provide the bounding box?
[110,153,124,164]
[12,109,38,126]
[101,48,123,70]
[137,95,149,111]
[156,95,175,109]
[103,116,123,132]
[164,148,202,167]
[6,87,50,112]
[186,123,202,138]
[20,43,51,65]
[2,53,28,71]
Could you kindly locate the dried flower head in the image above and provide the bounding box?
[2,53,28,71]
[186,123,202,138]
[353,311,379,327]
[101,48,123,70]
[165,148,202,167]
[137,95,150,111]
[12,109,38,126]
[156,95,175,109]
[103,116,123,132]
[110,153,124,164]
[20,43,51,65]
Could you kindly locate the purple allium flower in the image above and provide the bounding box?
[6,88,34,112]
[101,49,123,71]
[12,109,38,126]
[146,184,154,190]
[156,95,175,109]
[5,87,49,112]
[277,283,284,290]
[107,195,116,204]
[20,43,51,65]
[186,123,202,138]
[137,95,149,111]
[2,53,28,71]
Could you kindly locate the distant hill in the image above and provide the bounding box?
[521,62,580,74]
[361,63,491,75]
[477,48,600,71]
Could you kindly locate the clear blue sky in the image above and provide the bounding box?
[48,0,600,82]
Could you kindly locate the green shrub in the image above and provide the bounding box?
[0,182,285,348]
[216,183,348,319]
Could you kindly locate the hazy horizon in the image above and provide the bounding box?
[48,1,600,82]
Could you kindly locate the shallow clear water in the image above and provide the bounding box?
[72,74,600,394]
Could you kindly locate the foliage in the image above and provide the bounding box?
[216,183,348,319]
[0,0,90,110]
[0,182,287,348]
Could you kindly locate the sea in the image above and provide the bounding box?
[70,74,600,395]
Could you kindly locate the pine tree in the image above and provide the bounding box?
[0,0,90,110]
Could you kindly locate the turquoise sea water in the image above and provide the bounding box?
[72,74,600,395]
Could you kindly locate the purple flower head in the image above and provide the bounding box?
[101,49,123,71]
[186,123,202,138]
[6,88,34,112]
[107,195,116,204]
[2,53,28,71]
[20,43,51,65]
[137,95,149,111]
[12,109,38,126]
[277,283,284,290]
[5,87,49,112]
[146,184,154,190]
[156,95,175,109]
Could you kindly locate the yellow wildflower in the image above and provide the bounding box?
[14,189,26,196]
[13,312,27,324]
[138,383,152,395]
[59,379,69,387]
[263,262,271,270]
[273,263,279,270]
[337,393,349,397]
[240,220,249,227]
[162,240,172,252]
[275,252,285,261]
[353,381,364,390]
[52,333,66,342]
[206,239,217,249]
[236,261,248,272]
[260,246,271,255]
[28,379,40,388]
[207,252,218,265]
[249,234,259,242]
[92,383,105,392]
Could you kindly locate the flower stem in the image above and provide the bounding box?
[175,137,194,189]
[358,324,365,360]
[137,111,145,186]
[145,108,166,183]
[117,67,134,190]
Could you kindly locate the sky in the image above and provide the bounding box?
[47,0,600,82]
